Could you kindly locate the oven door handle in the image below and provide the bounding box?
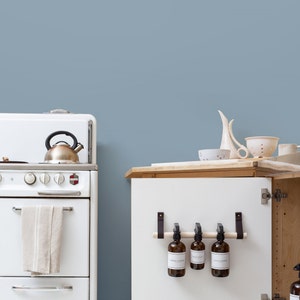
[37,190,81,196]
[12,206,73,212]
[12,285,73,292]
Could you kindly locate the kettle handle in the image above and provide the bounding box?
[45,131,78,150]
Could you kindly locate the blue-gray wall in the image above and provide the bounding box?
[1,1,300,299]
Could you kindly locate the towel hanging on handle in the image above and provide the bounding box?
[21,206,63,275]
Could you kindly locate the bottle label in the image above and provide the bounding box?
[211,252,229,270]
[190,249,205,264]
[290,294,300,300]
[168,251,186,270]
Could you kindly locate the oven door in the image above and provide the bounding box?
[0,198,89,277]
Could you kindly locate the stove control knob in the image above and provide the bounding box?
[54,173,65,185]
[39,173,50,185]
[24,172,36,185]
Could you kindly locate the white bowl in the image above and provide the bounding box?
[245,136,279,158]
[198,149,231,161]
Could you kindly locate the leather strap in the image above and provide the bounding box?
[157,212,164,239]
[235,212,243,239]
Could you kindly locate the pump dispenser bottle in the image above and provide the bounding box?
[168,223,186,277]
[290,264,300,299]
[211,223,230,277]
[190,222,205,270]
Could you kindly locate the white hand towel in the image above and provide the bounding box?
[21,206,63,275]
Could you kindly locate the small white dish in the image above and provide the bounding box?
[198,149,231,161]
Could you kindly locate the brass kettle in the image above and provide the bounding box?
[44,130,84,163]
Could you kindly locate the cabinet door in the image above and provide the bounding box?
[131,177,272,300]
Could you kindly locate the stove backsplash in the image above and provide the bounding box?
[0,112,97,164]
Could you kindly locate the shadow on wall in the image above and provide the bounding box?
[96,143,132,299]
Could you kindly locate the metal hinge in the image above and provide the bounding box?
[261,188,288,204]
[261,294,285,300]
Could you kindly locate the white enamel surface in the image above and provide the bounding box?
[0,199,89,276]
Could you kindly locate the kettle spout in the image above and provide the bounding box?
[74,143,84,153]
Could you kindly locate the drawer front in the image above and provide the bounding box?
[0,199,89,276]
[0,277,89,300]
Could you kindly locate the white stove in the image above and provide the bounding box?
[0,111,98,300]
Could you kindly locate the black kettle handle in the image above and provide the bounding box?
[45,131,78,150]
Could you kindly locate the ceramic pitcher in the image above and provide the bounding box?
[218,110,249,159]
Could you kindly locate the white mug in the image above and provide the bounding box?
[278,143,300,156]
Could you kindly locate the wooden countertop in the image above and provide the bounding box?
[125,157,300,179]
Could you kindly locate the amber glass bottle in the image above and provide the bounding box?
[211,223,230,277]
[168,223,186,277]
[190,222,205,270]
[290,264,300,299]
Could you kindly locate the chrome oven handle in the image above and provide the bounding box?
[37,190,81,196]
[12,285,73,292]
[12,206,73,212]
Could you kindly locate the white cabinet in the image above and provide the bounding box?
[131,177,272,300]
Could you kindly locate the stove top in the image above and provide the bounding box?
[0,162,98,171]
